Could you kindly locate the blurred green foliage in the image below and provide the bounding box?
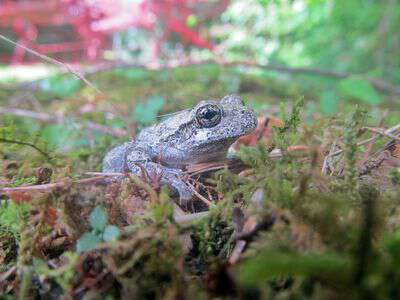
[218,0,399,110]
[0,202,30,238]
[339,77,382,105]
[77,206,120,253]
[40,75,82,98]
[223,0,399,78]
[132,95,166,127]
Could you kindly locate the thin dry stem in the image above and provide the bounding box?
[0,107,127,137]
[186,182,214,207]
[362,127,400,142]
[327,123,400,158]
[0,34,102,94]
[0,176,106,194]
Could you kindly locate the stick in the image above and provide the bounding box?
[327,124,400,158]
[0,176,107,194]
[362,127,400,142]
[0,34,102,94]
[0,106,127,137]
[186,182,214,207]
[0,137,51,159]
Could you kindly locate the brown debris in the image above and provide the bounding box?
[2,161,20,179]
[35,167,53,184]
[386,139,400,159]
[73,251,115,296]
[38,228,74,258]
[231,116,284,150]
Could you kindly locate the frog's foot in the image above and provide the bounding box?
[168,177,194,205]
[126,158,194,204]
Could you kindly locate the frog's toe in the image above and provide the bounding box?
[178,186,194,205]
[169,180,193,205]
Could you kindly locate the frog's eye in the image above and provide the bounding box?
[196,104,222,128]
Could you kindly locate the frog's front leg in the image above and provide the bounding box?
[125,149,193,203]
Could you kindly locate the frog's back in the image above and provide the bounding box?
[135,111,192,146]
[136,124,160,145]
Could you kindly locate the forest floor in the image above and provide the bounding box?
[1,64,400,299]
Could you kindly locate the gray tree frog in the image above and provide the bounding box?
[103,94,257,203]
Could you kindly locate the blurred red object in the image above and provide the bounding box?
[0,0,229,64]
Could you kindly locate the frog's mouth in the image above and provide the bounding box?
[194,137,236,154]
[156,137,236,167]
[186,137,240,164]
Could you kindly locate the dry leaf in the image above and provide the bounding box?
[232,116,284,150]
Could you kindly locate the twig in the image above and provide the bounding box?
[328,123,400,158]
[229,214,276,265]
[186,182,214,207]
[187,164,229,176]
[0,106,53,121]
[0,137,51,159]
[0,106,127,137]
[0,176,107,194]
[235,216,276,242]
[0,34,102,94]
[362,127,400,142]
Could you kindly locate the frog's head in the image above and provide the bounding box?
[192,94,257,143]
[161,94,257,165]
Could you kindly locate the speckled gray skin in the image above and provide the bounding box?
[103,94,257,202]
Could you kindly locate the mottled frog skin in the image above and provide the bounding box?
[103,94,257,202]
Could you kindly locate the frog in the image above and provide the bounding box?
[102,94,257,203]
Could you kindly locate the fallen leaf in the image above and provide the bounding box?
[232,116,284,150]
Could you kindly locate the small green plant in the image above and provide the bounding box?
[10,177,37,187]
[344,107,367,189]
[279,97,304,134]
[76,206,120,253]
[0,202,30,239]
[274,97,305,152]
